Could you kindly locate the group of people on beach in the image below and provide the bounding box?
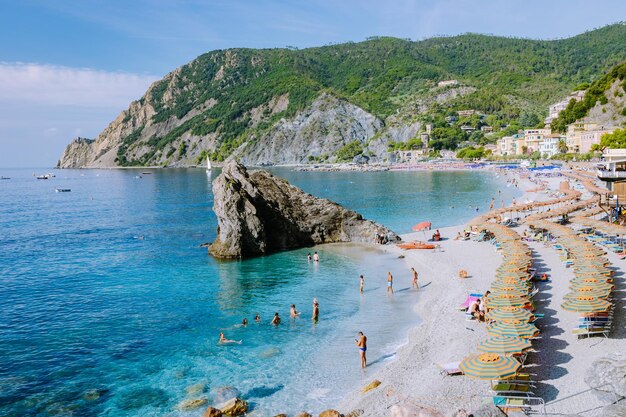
[468,290,491,322]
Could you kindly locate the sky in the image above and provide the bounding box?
[1,0,625,168]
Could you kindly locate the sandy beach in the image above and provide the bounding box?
[336,170,625,417]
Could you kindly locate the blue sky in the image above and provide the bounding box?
[1,0,626,167]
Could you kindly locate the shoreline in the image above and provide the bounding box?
[334,169,625,417]
[336,173,541,416]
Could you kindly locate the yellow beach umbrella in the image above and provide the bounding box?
[459,353,521,380]
[561,295,611,313]
[486,306,534,323]
[486,320,539,339]
[477,336,532,355]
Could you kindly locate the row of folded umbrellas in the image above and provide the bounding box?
[531,220,613,314]
[562,171,610,195]
[573,216,626,240]
[459,224,538,379]
[523,194,599,224]
[469,185,581,227]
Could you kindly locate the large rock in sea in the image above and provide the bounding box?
[209,161,399,259]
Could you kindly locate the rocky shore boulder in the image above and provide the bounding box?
[217,397,248,416]
[209,161,399,259]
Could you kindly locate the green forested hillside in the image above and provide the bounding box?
[116,24,626,163]
[551,60,626,132]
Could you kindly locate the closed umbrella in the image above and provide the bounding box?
[477,336,532,355]
[459,353,521,380]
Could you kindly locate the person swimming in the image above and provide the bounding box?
[271,312,281,325]
[241,318,248,326]
[254,313,261,322]
[219,332,241,344]
[355,331,367,368]
[290,304,301,318]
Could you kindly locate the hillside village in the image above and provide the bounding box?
[490,89,617,158]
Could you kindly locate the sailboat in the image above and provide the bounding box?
[206,156,212,172]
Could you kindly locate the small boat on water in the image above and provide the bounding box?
[55,188,71,192]
[206,156,212,172]
[398,241,436,250]
[1,176,10,180]
[141,172,153,175]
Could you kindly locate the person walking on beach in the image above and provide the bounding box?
[489,197,495,210]
[355,331,367,368]
[411,267,419,290]
[359,275,365,293]
[313,252,320,262]
[290,304,301,318]
[387,272,394,294]
[271,312,281,325]
[312,298,319,322]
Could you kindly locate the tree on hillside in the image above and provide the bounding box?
[599,128,626,149]
[520,112,540,128]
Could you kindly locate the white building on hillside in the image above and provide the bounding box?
[539,134,563,158]
[544,90,585,126]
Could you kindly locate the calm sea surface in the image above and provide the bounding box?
[0,167,520,416]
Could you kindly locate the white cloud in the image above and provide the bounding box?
[0,62,159,108]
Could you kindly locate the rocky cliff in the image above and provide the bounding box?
[209,161,399,258]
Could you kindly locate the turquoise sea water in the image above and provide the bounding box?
[0,168,520,416]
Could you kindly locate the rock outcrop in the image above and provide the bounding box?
[232,93,383,165]
[216,397,248,416]
[209,161,399,259]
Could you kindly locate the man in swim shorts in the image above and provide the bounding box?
[387,272,394,294]
[355,331,367,368]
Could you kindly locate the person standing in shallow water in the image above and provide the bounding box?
[411,267,419,289]
[312,298,319,322]
[271,312,281,325]
[355,331,367,368]
[313,252,320,262]
[387,272,394,294]
[307,253,311,262]
[359,275,365,293]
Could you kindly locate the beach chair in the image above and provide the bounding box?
[572,326,611,339]
[490,382,535,395]
[457,293,482,311]
[438,361,463,377]
[492,394,545,416]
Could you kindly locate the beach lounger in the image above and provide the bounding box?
[490,383,534,395]
[438,361,463,377]
[493,394,545,415]
[572,327,610,338]
[457,293,482,311]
